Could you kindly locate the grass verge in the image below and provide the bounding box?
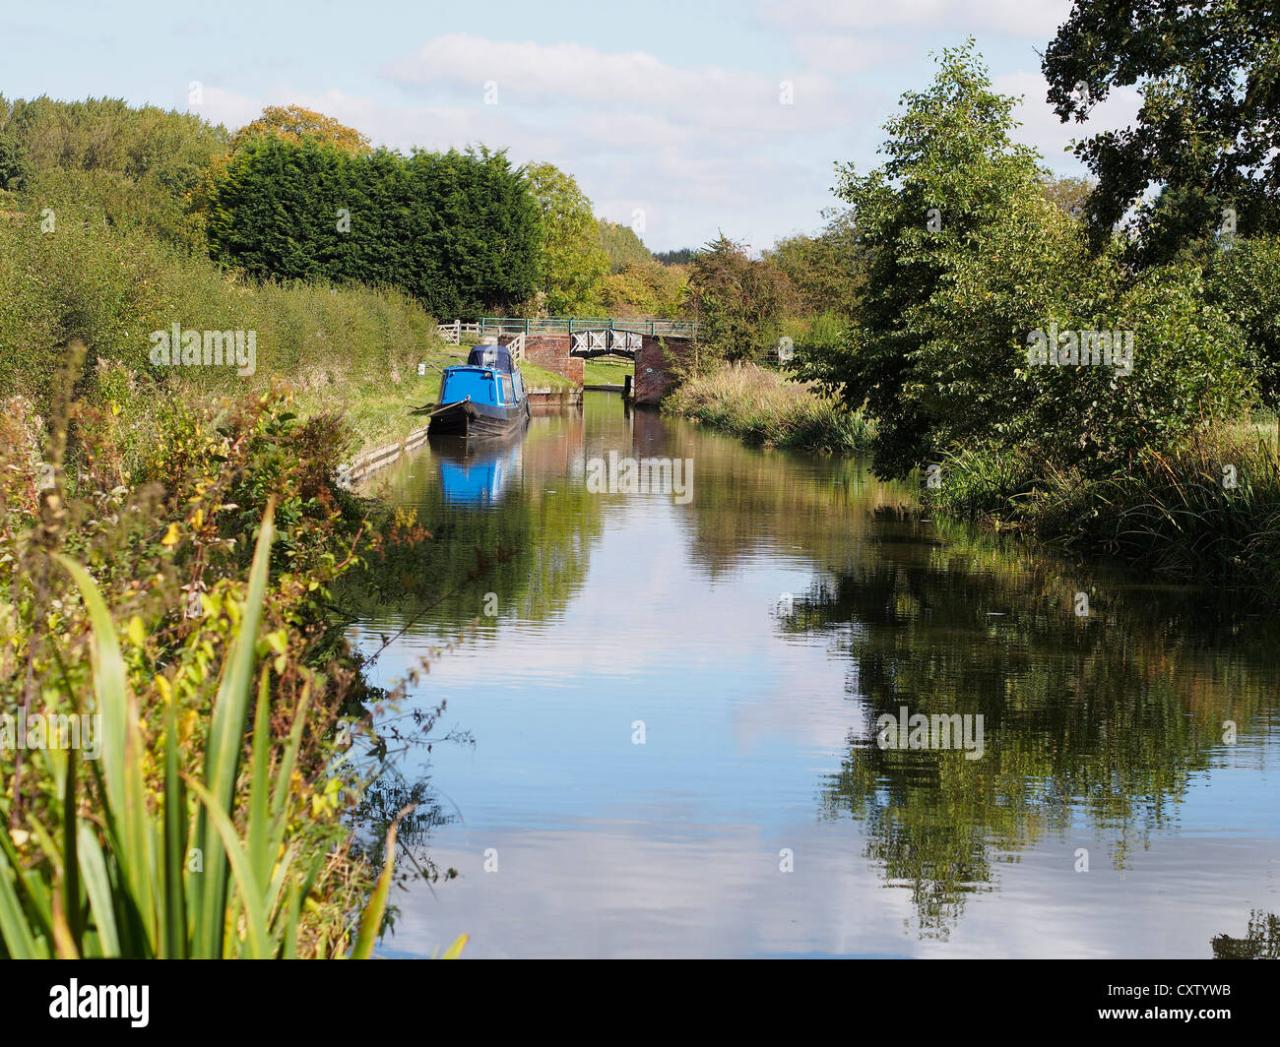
[664,362,873,453]
[926,426,1280,601]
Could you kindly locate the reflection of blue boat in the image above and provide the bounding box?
[427,342,531,439]
[432,433,522,507]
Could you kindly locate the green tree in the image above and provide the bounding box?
[524,162,609,315]
[654,247,697,265]
[207,136,350,280]
[1044,1,1280,263]
[1205,235,1280,418]
[230,105,371,155]
[0,95,229,247]
[685,235,793,363]
[207,141,539,319]
[809,42,1252,479]
[599,261,688,318]
[597,219,652,272]
[765,211,864,318]
[818,42,1053,476]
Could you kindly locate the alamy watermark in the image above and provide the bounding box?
[49,979,148,1028]
[875,706,985,761]
[585,451,694,504]
[1026,323,1133,376]
[1,711,102,759]
[149,323,257,376]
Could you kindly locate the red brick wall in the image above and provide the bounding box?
[517,335,583,385]
[502,332,694,398]
[633,336,695,405]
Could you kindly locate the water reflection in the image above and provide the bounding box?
[347,394,1280,957]
[432,432,524,507]
[1212,910,1280,959]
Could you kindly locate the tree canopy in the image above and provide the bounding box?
[686,235,794,362]
[803,41,1251,480]
[1044,1,1280,263]
[0,95,230,246]
[524,162,609,315]
[597,219,653,272]
[230,104,372,155]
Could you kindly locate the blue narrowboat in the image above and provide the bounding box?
[428,342,531,439]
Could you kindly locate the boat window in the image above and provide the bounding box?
[501,374,515,403]
[512,370,524,399]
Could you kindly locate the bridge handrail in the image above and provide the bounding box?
[479,317,697,339]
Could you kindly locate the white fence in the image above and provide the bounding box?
[436,320,483,345]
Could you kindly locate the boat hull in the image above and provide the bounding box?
[428,399,530,439]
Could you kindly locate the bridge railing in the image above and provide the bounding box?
[479,317,697,340]
[571,330,643,355]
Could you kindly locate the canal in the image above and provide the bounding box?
[347,392,1280,958]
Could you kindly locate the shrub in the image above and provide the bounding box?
[0,203,438,413]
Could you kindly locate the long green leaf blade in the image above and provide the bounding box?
[188,778,269,959]
[76,826,120,957]
[54,555,156,946]
[246,669,273,894]
[351,805,412,960]
[162,694,187,958]
[0,843,43,958]
[195,501,275,958]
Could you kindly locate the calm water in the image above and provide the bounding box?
[347,393,1280,958]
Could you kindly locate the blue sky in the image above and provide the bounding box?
[2,1,1140,251]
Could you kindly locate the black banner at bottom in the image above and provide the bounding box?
[0,958,1273,1035]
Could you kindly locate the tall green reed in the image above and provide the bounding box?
[0,501,460,958]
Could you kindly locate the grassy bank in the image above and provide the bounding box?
[0,201,449,454]
[291,347,469,452]
[584,356,632,386]
[926,428,1280,600]
[664,362,872,452]
[0,374,432,956]
[0,197,468,956]
[520,358,577,391]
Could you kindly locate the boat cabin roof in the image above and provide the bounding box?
[466,345,515,372]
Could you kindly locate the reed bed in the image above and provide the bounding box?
[665,362,872,452]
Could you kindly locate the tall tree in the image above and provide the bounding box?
[765,210,864,319]
[1044,1,1280,262]
[815,41,1252,480]
[207,140,539,319]
[822,42,1051,476]
[524,162,609,315]
[685,235,793,362]
[597,219,652,272]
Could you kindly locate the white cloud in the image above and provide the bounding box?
[384,33,838,135]
[184,30,1129,254]
[375,34,861,248]
[190,84,264,132]
[760,0,1072,39]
